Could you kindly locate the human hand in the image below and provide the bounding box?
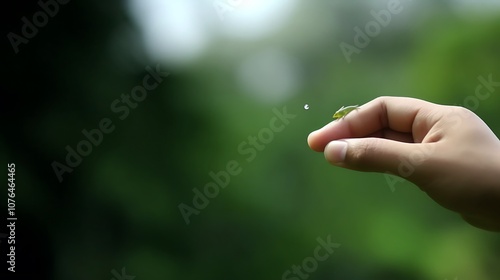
[307,96,500,231]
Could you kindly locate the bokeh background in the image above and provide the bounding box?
[2,0,500,279]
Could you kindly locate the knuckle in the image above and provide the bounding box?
[348,141,371,165]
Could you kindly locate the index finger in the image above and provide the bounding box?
[307,96,436,152]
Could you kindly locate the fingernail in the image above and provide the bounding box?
[325,141,347,163]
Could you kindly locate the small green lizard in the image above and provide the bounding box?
[332,105,359,120]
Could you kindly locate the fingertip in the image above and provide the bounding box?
[307,130,323,152]
[324,141,348,164]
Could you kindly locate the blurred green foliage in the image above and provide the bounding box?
[3,0,500,279]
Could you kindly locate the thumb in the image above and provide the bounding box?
[324,138,424,175]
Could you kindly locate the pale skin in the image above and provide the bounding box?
[308,96,500,231]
